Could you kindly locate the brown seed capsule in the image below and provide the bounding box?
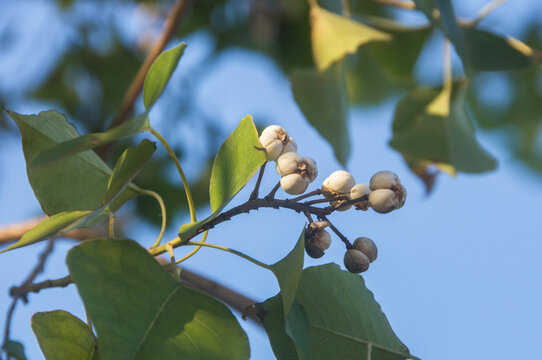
[344,249,370,274]
[352,237,377,263]
[369,170,400,191]
[368,189,398,214]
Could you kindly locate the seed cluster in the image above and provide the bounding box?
[258,125,407,274]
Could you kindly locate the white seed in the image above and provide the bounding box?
[280,173,309,195]
[353,237,377,263]
[311,229,331,251]
[344,249,370,274]
[322,170,355,195]
[368,189,398,214]
[280,137,297,155]
[350,183,370,200]
[303,157,318,182]
[259,125,288,161]
[276,152,304,175]
[369,170,400,191]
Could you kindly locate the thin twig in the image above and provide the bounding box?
[9,275,73,298]
[472,0,507,25]
[321,215,353,249]
[265,181,281,200]
[249,163,267,200]
[3,238,56,353]
[289,188,322,202]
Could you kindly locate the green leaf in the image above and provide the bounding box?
[310,3,390,72]
[103,140,156,205]
[32,310,100,360]
[7,110,138,215]
[389,82,497,174]
[260,296,299,360]
[291,63,350,166]
[31,113,150,167]
[0,211,91,254]
[462,27,532,72]
[143,42,187,109]
[67,239,250,360]
[209,115,266,213]
[263,264,415,360]
[270,227,305,319]
[2,340,27,360]
[413,0,531,73]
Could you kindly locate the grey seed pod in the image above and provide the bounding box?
[344,249,370,274]
[259,125,288,161]
[368,189,398,214]
[306,244,325,259]
[311,229,331,251]
[369,170,400,191]
[395,185,407,210]
[322,170,355,198]
[353,237,377,263]
[276,152,304,176]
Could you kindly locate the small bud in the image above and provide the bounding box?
[352,237,377,263]
[281,137,297,155]
[322,170,355,197]
[368,189,398,214]
[259,125,288,161]
[276,152,304,176]
[369,171,400,191]
[344,249,370,274]
[280,173,309,195]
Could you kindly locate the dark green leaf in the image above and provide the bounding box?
[103,140,156,205]
[67,239,250,360]
[31,113,149,167]
[32,310,100,360]
[2,340,27,360]
[7,110,138,215]
[270,227,305,319]
[462,27,532,72]
[262,264,416,360]
[310,3,390,72]
[209,115,266,212]
[390,82,497,174]
[143,43,187,109]
[260,296,299,360]
[291,63,350,166]
[0,211,91,254]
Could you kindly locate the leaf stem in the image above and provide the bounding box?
[180,241,271,270]
[141,189,167,248]
[472,0,507,25]
[321,215,353,249]
[176,230,209,264]
[108,211,115,238]
[166,244,178,279]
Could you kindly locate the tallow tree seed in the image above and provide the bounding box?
[369,170,400,191]
[344,249,370,274]
[322,170,356,196]
[353,237,377,263]
[311,229,331,251]
[259,125,289,161]
[350,183,371,210]
[305,244,325,259]
[276,152,304,176]
[280,137,297,155]
[368,188,398,214]
[395,185,407,210]
[280,173,309,195]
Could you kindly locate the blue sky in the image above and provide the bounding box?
[1,1,542,359]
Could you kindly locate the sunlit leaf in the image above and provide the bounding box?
[103,139,155,205]
[0,211,91,254]
[310,3,390,72]
[390,82,497,174]
[143,42,187,109]
[209,115,266,213]
[270,227,305,319]
[291,63,350,166]
[31,113,150,167]
[32,310,100,360]
[262,264,415,360]
[67,239,249,360]
[7,110,138,215]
